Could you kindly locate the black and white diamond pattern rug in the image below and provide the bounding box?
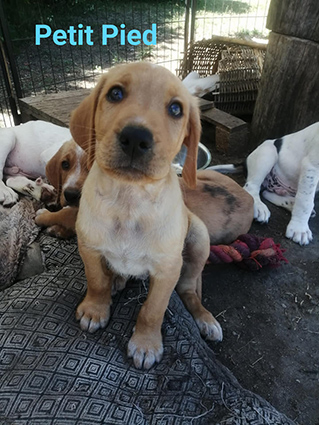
[0,234,295,425]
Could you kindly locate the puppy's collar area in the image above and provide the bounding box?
[262,167,297,197]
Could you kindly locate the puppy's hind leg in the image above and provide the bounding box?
[176,213,223,342]
[262,191,295,212]
[244,140,279,223]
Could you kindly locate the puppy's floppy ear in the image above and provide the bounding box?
[69,75,107,169]
[182,99,201,189]
[46,151,62,203]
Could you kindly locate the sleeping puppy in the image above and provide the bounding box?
[0,120,71,206]
[35,139,88,238]
[208,122,319,245]
[69,62,223,369]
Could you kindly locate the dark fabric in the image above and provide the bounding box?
[0,234,295,425]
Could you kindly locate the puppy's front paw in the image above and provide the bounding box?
[253,199,271,223]
[0,183,19,206]
[127,330,163,369]
[36,208,49,216]
[76,300,110,333]
[22,183,35,195]
[35,208,49,217]
[46,225,74,239]
[195,312,223,342]
[286,220,313,245]
[35,208,50,227]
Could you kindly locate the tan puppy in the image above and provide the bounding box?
[70,62,223,369]
[181,169,253,244]
[35,139,88,238]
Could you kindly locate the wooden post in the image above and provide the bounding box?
[267,0,319,43]
[251,0,319,147]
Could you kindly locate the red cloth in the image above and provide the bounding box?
[208,234,288,271]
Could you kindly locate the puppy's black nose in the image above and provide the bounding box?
[64,188,81,206]
[119,126,153,160]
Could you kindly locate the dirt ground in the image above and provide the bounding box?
[201,170,319,425]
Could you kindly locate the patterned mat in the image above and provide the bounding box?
[0,234,295,425]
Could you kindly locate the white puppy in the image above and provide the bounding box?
[208,122,319,245]
[182,71,220,97]
[0,120,71,205]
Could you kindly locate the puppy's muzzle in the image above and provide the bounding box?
[119,126,154,161]
[64,188,81,206]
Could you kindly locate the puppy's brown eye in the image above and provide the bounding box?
[168,102,183,118]
[107,86,124,102]
[61,160,70,170]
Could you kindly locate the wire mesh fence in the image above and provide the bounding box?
[0,80,13,127]
[3,1,186,96]
[193,0,270,41]
[0,0,270,127]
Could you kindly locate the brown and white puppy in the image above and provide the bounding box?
[35,139,88,238]
[69,62,223,370]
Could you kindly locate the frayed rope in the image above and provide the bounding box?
[208,234,288,271]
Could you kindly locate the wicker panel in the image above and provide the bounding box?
[178,36,267,115]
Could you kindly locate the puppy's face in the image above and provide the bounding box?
[70,62,201,187]
[46,139,88,207]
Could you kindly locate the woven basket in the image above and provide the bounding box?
[177,36,267,115]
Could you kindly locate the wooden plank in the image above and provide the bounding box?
[18,89,91,127]
[251,32,319,147]
[19,90,214,125]
[198,98,214,111]
[201,107,246,132]
[201,107,248,155]
[267,0,319,42]
[18,87,248,155]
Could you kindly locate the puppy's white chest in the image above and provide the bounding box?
[78,163,184,277]
[81,187,165,277]
[102,216,151,276]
